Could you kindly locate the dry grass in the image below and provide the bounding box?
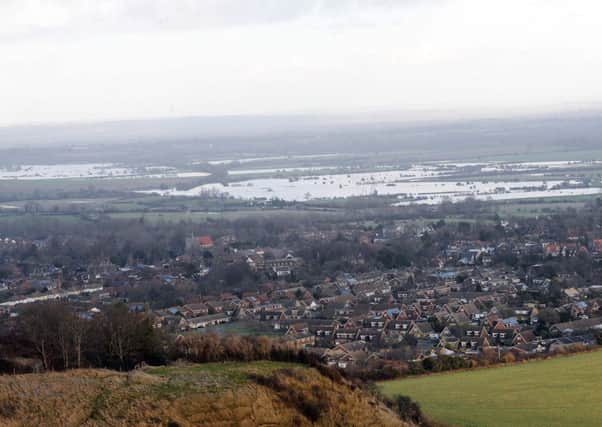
[0,363,413,427]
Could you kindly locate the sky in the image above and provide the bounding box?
[1,0,602,126]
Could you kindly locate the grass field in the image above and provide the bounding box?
[191,320,282,337]
[378,351,602,427]
[490,197,590,217]
[0,206,341,228]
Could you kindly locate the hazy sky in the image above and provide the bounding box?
[2,0,602,126]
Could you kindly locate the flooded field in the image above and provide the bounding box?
[3,159,601,205]
[140,159,602,204]
[0,164,210,180]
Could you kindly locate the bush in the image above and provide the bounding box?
[501,352,516,363]
[422,357,435,371]
[313,362,344,384]
[395,395,425,425]
[172,334,305,364]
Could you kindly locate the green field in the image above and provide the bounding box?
[378,351,602,427]
[193,320,282,337]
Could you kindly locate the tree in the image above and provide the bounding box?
[538,308,560,326]
[18,302,80,370]
[97,303,165,370]
[392,395,427,425]
[17,301,166,372]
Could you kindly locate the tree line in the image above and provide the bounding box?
[0,301,313,374]
[1,302,167,372]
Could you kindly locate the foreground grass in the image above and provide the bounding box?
[146,361,303,395]
[378,351,602,427]
[2,361,408,426]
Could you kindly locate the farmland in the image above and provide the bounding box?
[378,351,602,427]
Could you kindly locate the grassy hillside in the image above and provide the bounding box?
[378,351,602,427]
[0,361,411,427]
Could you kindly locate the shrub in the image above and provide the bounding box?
[501,352,516,363]
[387,395,428,426]
[312,362,344,384]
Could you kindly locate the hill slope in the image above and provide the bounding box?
[0,362,411,427]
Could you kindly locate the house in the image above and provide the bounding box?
[512,330,537,346]
[154,314,182,330]
[128,303,146,312]
[264,254,301,274]
[322,342,369,368]
[357,328,381,342]
[182,303,209,318]
[198,236,214,248]
[500,317,519,328]
[447,312,470,325]
[513,342,545,355]
[414,339,437,359]
[387,320,415,332]
[464,326,488,338]
[458,334,486,352]
[183,313,230,329]
[407,322,435,339]
[185,235,214,252]
[564,288,580,299]
[205,301,225,313]
[543,243,561,257]
[261,309,286,321]
[382,320,415,344]
[335,328,359,344]
[548,335,595,352]
[327,352,355,369]
[593,239,602,254]
[489,323,516,346]
[273,265,293,278]
[550,317,602,335]
[459,303,481,320]
[311,324,337,338]
[367,316,387,329]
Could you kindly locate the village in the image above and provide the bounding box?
[2,200,602,374]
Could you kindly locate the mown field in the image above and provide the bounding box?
[378,351,602,427]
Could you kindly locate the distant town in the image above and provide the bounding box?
[3,195,602,376]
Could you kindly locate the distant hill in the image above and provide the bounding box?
[0,361,412,426]
[2,110,602,165]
